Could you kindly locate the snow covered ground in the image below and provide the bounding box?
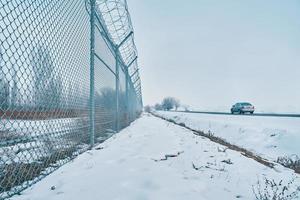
[0,117,89,164]
[11,113,300,200]
[155,111,300,162]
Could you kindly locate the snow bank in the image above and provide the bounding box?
[156,111,300,161]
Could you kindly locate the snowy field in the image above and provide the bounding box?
[0,118,89,164]
[11,114,300,200]
[156,111,300,161]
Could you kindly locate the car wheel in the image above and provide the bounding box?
[250,112,254,114]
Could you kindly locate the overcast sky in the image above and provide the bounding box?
[127,0,300,112]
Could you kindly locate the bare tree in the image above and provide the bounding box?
[0,47,9,109]
[144,105,151,112]
[31,45,62,109]
[154,103,162,111]
[174,99,180,110]
[161,97,180,111]
[95,87,116,110]
[49,75,62,108]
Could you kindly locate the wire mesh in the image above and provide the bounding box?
[0,0,142,199]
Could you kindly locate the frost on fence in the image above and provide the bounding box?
[0,0,142,199]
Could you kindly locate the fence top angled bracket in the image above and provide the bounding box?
[136,87,142,95]
[134,82,141,91]
[117,31,134,50]
[133,76,140,85]
[136,89,142,99]
[130,68,139,79]
[94,53,116,77]
[127,56,138,69]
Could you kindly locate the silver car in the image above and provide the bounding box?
[231,102,255,114]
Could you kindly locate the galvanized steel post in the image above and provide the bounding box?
[125,66,130,124]
[89,0,96,148]
[115,58,120,132]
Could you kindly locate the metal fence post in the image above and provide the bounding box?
[89,0,96,148]
[125,66,130,124]
[115,57,120,132]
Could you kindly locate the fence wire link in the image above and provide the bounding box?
[0,0,142,199]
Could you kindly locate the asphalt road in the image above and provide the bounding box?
[168,110,300,118]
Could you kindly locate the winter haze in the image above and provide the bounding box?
[127,0,300,113]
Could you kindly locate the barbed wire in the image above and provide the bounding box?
[96,0,142,101]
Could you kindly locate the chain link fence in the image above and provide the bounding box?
[0,0,142,199]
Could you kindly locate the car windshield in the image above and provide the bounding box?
[241,103,252,106]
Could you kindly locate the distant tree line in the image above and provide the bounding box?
[31,45,63,109]
[0,44,123,113]
[0,45,64,110]
[0,47,9,109]
[154,97,180,111]
[94,87,126,111]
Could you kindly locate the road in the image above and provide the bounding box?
[168,110,300,118]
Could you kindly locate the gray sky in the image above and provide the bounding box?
[127,0,300,112]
